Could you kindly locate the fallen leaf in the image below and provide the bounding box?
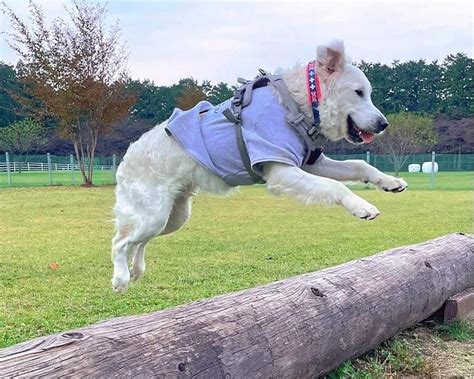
[48,262,60,270]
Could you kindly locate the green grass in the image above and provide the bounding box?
[328,319,474,378]
[327,336,429,378]
[0,170,472,189]
[347,171,473,190]
[435,320,474,342]
[327,333,433,378]
[0,184,472,349]
[0,170,115,188]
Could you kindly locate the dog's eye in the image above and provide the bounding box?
[355,89,364,97]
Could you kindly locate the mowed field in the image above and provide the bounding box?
[0,172,472,349]
[0,170,473,190]
[0,170,115,187]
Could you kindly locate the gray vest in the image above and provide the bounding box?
[165,86,308,186]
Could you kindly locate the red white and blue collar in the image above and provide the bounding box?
[306,60,322,125]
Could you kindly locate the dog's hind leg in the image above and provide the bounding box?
[112,192,174,292]
[111,228,134,293]
[161,192,193,235]
[129,192,193,282]
[129,241,147,282]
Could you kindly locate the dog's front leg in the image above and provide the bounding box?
[303,154,407,192]
[264,162,380,220]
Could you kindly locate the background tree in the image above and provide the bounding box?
[203,81,234,105]
[0,118,45,172]
[417,60,442,114]
[175,78,206,110]
[440,53,473,116]
[0,62,23,127]
[127,79,180,126]
[375,112,437,175]
[2,0,135,185]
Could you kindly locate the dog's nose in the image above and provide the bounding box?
[376,119,389,133]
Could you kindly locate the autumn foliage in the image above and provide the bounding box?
[2,0,136,185]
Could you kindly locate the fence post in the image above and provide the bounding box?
[430,151,436,190]
[47,153,52,185]
[112,154,117,184]
[5,152,12,187]
[70,154,75,185]
[457,148,462,171]
[366,151,370,188]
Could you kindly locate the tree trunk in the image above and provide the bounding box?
[86,130,98,186]
[73,140,88,185]
[0,233,472,378]
[73,136,94,186]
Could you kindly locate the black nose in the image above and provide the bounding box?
[376,119,389,133]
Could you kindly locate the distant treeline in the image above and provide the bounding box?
[0,53,472,155]
[360,53,472,116]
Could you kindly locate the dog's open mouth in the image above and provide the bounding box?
[347,115,374,144]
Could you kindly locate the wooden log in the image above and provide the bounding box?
[1,233,473,378]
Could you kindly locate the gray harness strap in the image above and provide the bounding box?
[223,79,267,184]
[269,76,327,151]
[223,72,326,183]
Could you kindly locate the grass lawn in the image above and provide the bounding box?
[0,181,472,350]
[0,170,472,190]
[0,170,115,188]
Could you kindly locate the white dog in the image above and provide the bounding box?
[111,40,407,292]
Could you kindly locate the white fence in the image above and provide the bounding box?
[1,152,118,187]
[0,161,113,173]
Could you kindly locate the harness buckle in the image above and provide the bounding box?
[307,125,319,137]
[223,108,241,124]
[232,97,242,106]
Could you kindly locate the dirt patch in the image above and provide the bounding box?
[407,325,474,377]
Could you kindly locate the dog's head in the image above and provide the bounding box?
[316,40,388,144]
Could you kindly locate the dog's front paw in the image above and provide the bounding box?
[376,176,408,193]
[342,195,380,220]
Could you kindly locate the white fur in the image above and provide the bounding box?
[111,41,407,292]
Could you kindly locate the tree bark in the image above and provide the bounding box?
[0,233,472,378]
[73,139,88,185]
[86,128,98,185]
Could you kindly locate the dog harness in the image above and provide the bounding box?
[165,62,326,186]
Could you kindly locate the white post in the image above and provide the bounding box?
[47,153,52,185]
[457,147,461,171]
[27,162,30,171]
[70,154,75,185]
[112,154,117,184]
[366,151,370,188]
[5,152,12,187]
[430,151,436,190]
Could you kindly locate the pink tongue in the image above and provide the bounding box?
[361,131,374,144]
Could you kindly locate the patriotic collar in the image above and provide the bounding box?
[306,60,322,125]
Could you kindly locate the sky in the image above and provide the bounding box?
[1,0,472,86]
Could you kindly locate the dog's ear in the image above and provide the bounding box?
[316,40,346,81]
